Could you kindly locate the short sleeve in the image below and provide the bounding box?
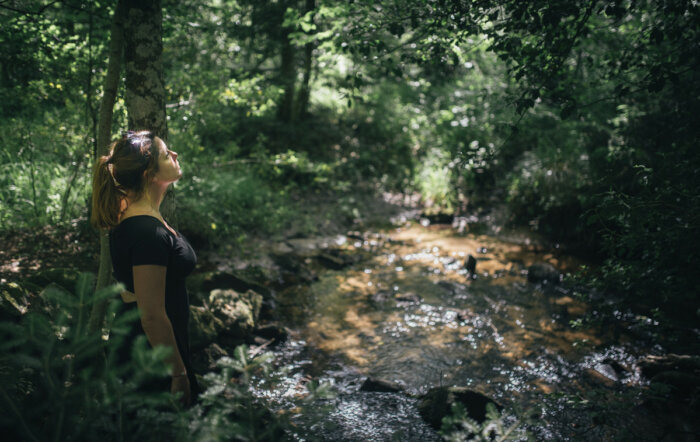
[130,223,171,267]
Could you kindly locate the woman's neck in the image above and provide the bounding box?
[124,182,169,218]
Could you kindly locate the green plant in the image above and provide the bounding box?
[0,274,182,441]
[176,165,293,244]
[0,116,92,232]
[441,402,531,442]
[0,273,302,441]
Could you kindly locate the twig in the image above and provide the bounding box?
[248,338,274,359]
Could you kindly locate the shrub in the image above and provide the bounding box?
[0,273,294,441]
[176,165,292,245]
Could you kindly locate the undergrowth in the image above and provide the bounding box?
[0,272,323,441]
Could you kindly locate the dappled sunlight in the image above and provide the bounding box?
[275,220,616,402]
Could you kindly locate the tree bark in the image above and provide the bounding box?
[88,0,127,334]
[293,0,315,121]
[278,32,296,123]
[123,0,174,223]
[123,0,167,138]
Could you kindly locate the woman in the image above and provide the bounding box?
[91,130,197,405]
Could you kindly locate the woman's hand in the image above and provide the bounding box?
[171,374,191,406]
[120,289,137,303]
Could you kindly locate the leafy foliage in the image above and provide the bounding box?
[0,273,177,441]
[0,273,298,441]
[441,402,530,442]
[176,164,292,245]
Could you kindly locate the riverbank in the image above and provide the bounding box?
[1,190,698,440]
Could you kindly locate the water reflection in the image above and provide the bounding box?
[254,221,650,440]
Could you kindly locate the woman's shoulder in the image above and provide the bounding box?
[112,215,172,242]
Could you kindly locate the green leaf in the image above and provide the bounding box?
[75,272,95,303]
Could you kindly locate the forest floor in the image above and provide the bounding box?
[0,220,98,288]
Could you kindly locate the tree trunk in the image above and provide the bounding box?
[87,0,127,334]
[123,0,174,223]
[123,0,167,138]
[278,32,296,123]
[294,0,315,121]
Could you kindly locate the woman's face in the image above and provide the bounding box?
[152,137,181,184]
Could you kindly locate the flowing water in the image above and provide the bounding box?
[250,218,659,441]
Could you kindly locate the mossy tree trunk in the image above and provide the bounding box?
[277,28,297,123]
[123,0,174,223]
[123,0,167,139]
[293,0,315,122]
[88,0,127,334]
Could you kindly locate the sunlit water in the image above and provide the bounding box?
[250,221,656,441]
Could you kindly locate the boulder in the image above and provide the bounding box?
[209,289,263,338]
[359,377,404,393]
[527,262,560,284]
[418,387,502,430]
[190,288,264,350]
[189,305,226,351]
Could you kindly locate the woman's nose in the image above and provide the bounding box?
[171,151,178,160]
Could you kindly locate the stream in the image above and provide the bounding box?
[248,216,660,441]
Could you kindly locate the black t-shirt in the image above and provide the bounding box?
[109,215,197,390]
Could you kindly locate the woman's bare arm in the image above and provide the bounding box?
[133,264,190,404]
[132,265,188,378]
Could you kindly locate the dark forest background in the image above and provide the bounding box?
[1,0,698,440]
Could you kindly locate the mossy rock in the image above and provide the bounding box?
[189,305,226,351]
[209,289,262,338]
